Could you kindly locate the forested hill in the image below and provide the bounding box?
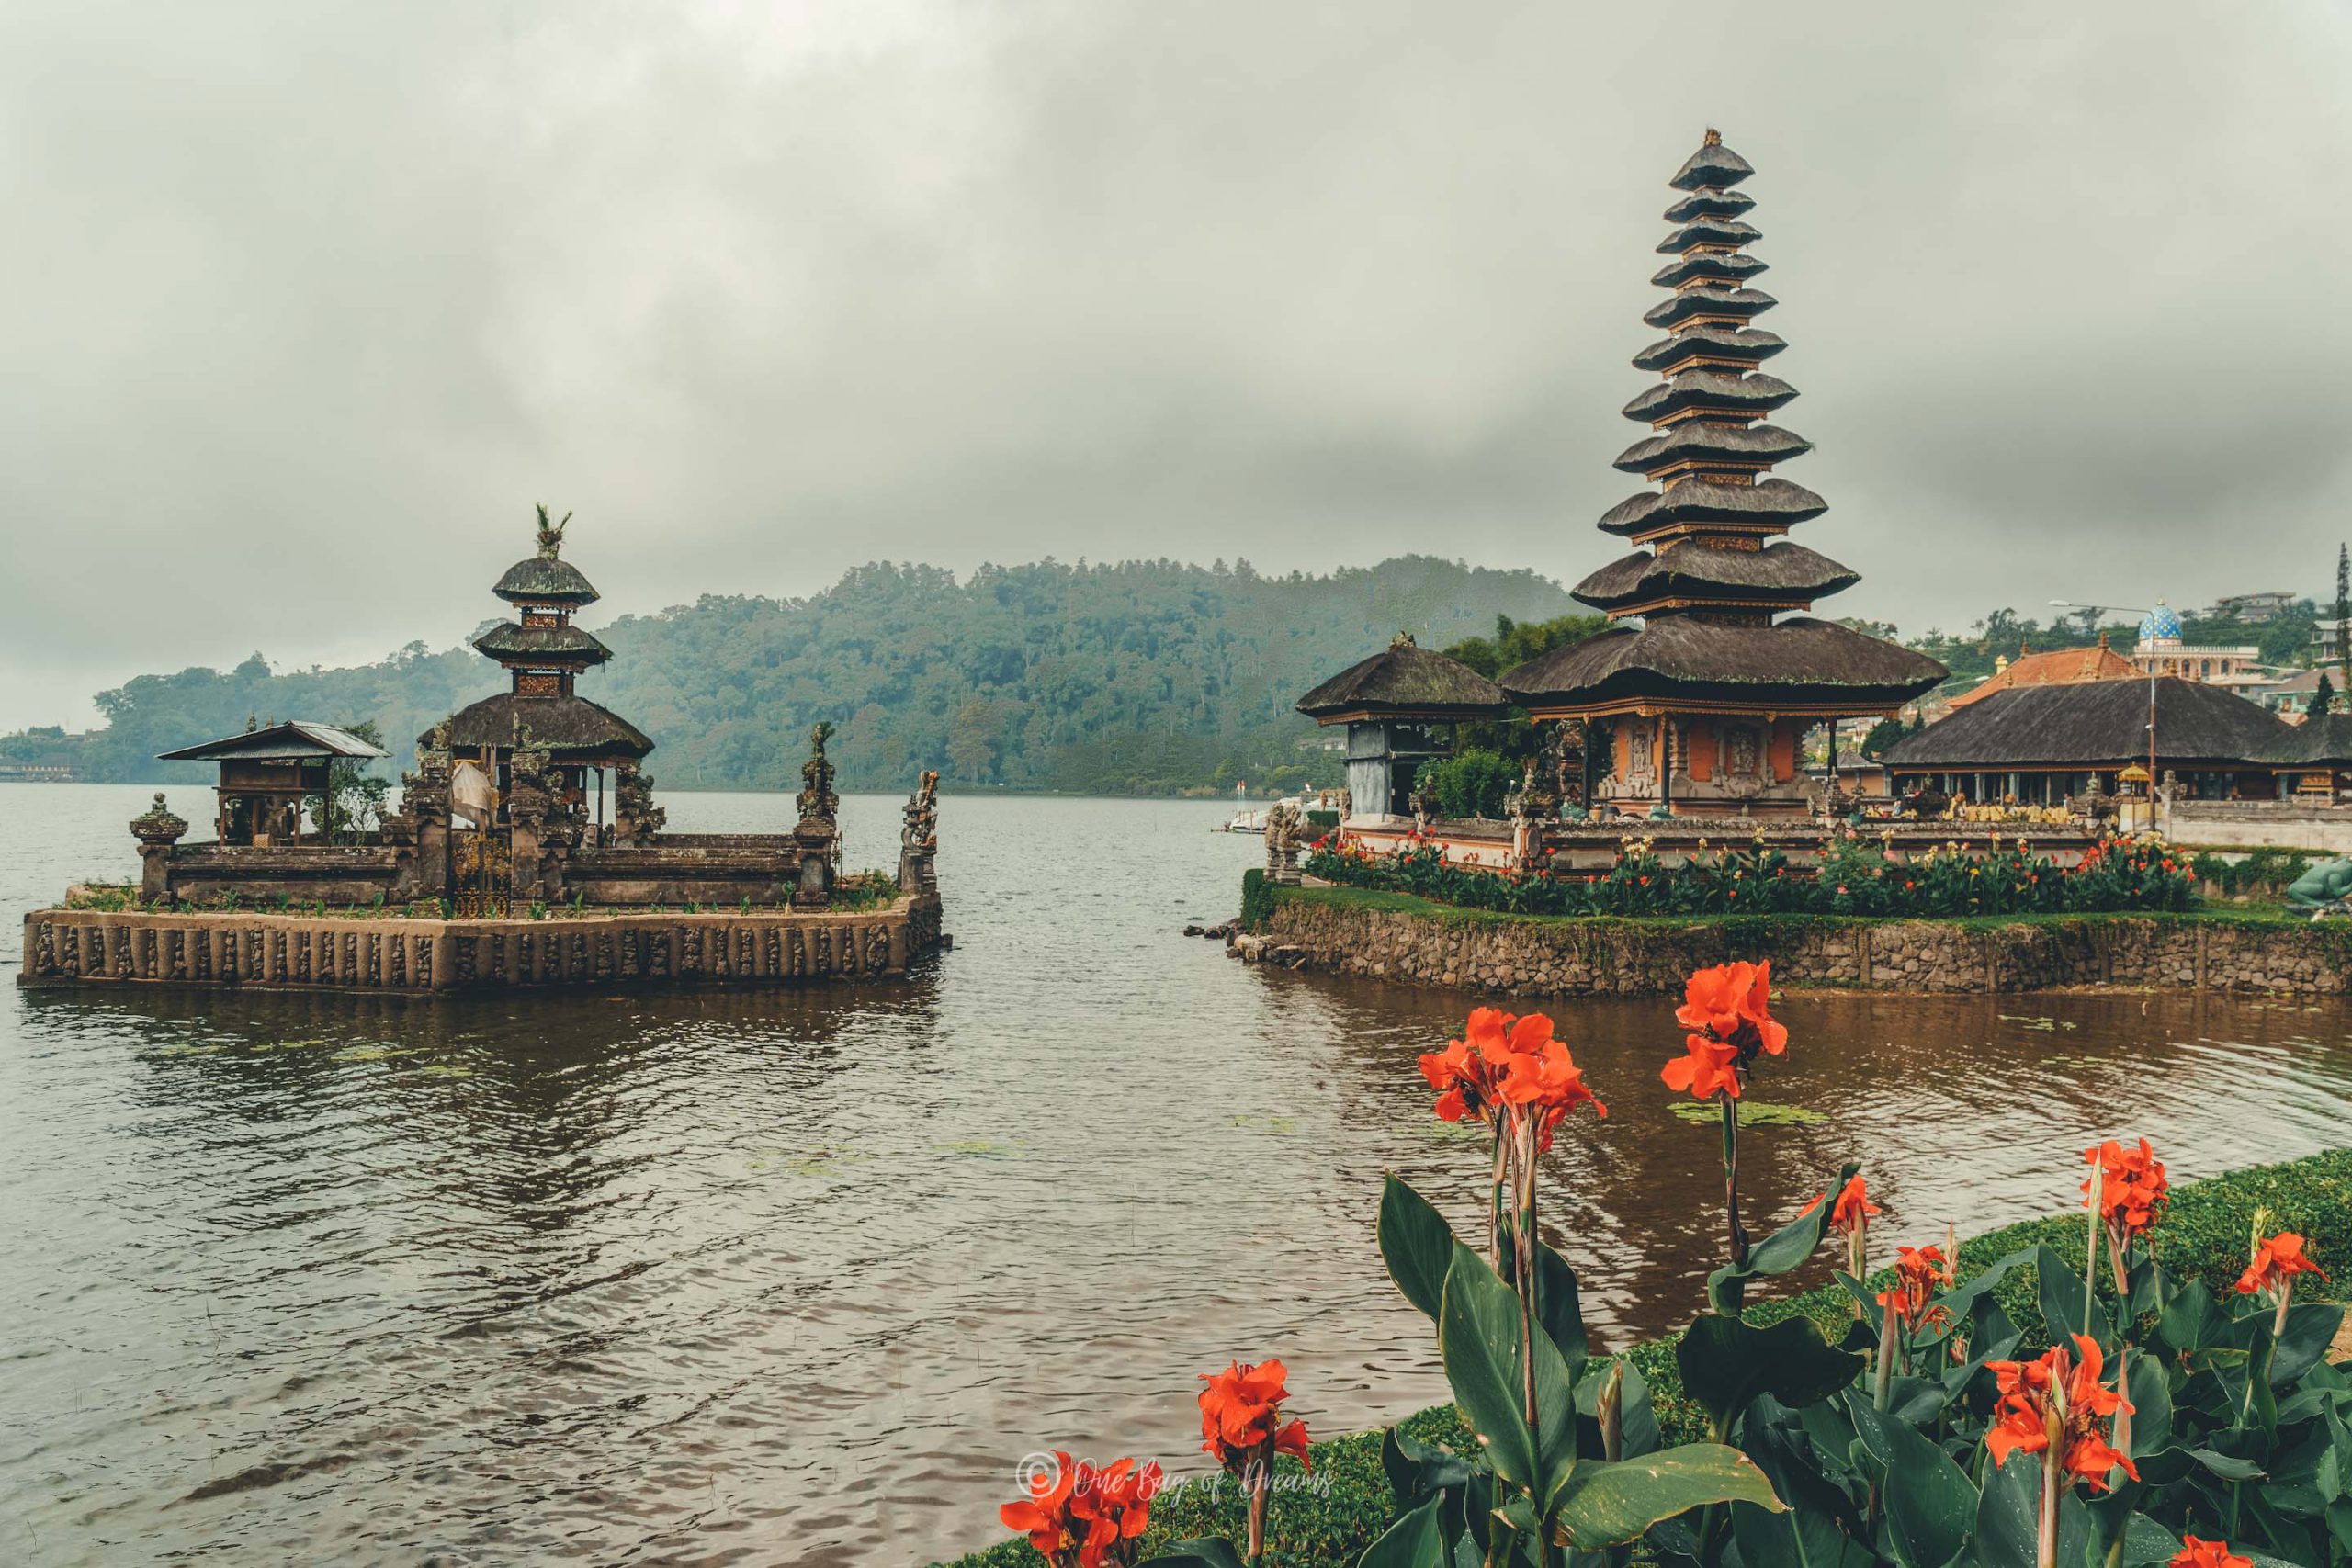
[26,556,1578,795]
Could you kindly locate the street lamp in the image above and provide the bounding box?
[2051,600,2161,828]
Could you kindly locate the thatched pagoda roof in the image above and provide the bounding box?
[492,554,600,607]
[1670,136,1754,191]
[1651,251,1770,290]
[1599,477,1826,536]
[435,692,653,761]
[1644,287,1778,331]
[1622,370,1796,423]
[471,622,614,665]
[1296,642,1509,722]
[1614,422,1811,474]
[1571,541,1860,613]
[1883,678,2290,771]
[1631,326,1785,373]
[1500,618,1945,711]
[1664,187,1754,224]
[1657,219,1760,254]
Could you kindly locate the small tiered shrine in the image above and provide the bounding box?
[1501,130,1944,816]
[438,507,661,842]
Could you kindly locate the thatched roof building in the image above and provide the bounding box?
[1295,638,1508,722]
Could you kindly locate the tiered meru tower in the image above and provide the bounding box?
[1502,130,1943,816]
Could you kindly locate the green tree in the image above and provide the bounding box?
[2314,670,2337,718]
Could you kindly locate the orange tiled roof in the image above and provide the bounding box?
[1948,638,2139,709]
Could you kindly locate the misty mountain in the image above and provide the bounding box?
[17,556,1578,795]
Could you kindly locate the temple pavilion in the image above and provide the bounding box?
[1501,131,1945,816]
[1295,635,1509,816]
[432,509,653,832]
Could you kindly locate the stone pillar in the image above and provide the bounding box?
[130,795,188,904]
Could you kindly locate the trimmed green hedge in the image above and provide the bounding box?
[933,1148,2352,1568]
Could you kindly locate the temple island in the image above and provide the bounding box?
[20,513,945,992]
[1286,131,2352,881]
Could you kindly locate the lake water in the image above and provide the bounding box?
[4,784,2350,1566]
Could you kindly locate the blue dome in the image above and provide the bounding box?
[2139,602,2183,643]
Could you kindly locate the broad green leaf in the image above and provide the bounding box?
[1676,1314,1866,1434]
[2126,1351,2173,1459]
[1383,1426,1473,1501]
[1735,1423,1871,1568]
[1439,1243,1539,1495]
[1381,1175,1458,1322]
[1972,1457,2093,1568]
[1852,1396,1977,1568]
[1529,1238,1590,1381]
[2033,1244,2110,1350]
[1577,1359,1659,1460]
[2118,1513,2182,1567]
[2155,1278,2222,1360]
[1920,1246,2037,1342]
[2272,1302,2345,1387]
[1356,1497,1449,1568]
[1548,1445,1783,1548]
[1707,1161,1858,1314]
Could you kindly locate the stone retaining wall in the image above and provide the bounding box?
[17,895,944,993]
[1259,892,2347,998]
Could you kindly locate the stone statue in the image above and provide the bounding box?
[898,770,940,893]
[130,794,187,846]
[796,721,840,830]
[2286,858,2352,917]
[1264,800,1304,886]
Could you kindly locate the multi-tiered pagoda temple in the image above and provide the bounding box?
[436,508,654,833]
[1504,131,1944,816]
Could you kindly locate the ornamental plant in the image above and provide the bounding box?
[1363,983,2352,1568]
[1000,1452,1165,1568]
[1197,1359,1310,1563]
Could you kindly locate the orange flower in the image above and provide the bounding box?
[1198,1359,1313,1476]
[2082,1138,2168,1242]
[1662,1033,1741,1100]
[1876,1244,1946,1330]
[1498,1036,1608,1143]
[1002,1453,1163,1568]
[2237,1232,2328,1298]
[1667,962,1787,1099]
[2169,1539,2253,1568]
[1829,1174,1879,1237]
[1984,1334,2138,1495]
[1416,1007,1516,1125]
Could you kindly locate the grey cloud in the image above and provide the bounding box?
[3,0,2347,725]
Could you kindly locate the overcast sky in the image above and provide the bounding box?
[4,1,2349,728]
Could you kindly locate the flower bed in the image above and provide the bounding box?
[1304,834,2197,919]
[941,970,2351,1568]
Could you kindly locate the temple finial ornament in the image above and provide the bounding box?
[1703,127,1722,146]
[1388,630,1417,649]
[534,502,573,559]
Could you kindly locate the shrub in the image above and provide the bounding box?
[1239,868,1274,932]
[1420,749,1515,819]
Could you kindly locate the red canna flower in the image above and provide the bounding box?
[1668,963,1787,1100]
[1984,1334,2138,1495]
[1198,1359,1312,1476]
[1829,1175,1879,1236]
[2082,1138,2167,1242]
[2170,1539,2253,1568]
[1661,1033,1742,1100]
[1416,1007,1516,1125]
[2237,1232,2327,1298]
[1876,1244,1946,1330]
[1001,1453,1165,1568]
[1498,1031,1608,1145]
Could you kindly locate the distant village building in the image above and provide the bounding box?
[2204,591,2299,624]
[2128,602,2264,692]
[1495,130,1943,815]
[1948,635,2138,709]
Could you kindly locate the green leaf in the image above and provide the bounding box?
[1706,1161,1858,1314]
[2125,1350,2172,1460]
[2118,1514,2182,1567]
[1971,1448,2038,1568]
[1577,1359,1660,1460]
[2033,1244,2110,1350]
[1529,1239,1590,1381]
[1676,1314,1866,1434]
[1851,1396,1977,1568]
[2155,1278,2222,1360]
[1381,1175,1458,1322]
[2272,1302,2345,1387]
[1383,1426,1474,1502]
[1735,1424,1871,1568]
[1548,1445,1784,1548]
[1439,1243,1539,1495]
[1355,1498,1449,1568]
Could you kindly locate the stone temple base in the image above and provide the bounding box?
[17,896,944,993]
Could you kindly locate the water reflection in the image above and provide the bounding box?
[2,786,2349,1565]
